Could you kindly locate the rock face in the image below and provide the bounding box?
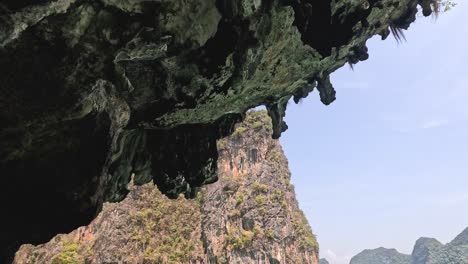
[0,0,439,259]
[350,227,468,264]
[14,111,319,264]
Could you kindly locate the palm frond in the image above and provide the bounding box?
[390,25,406,43]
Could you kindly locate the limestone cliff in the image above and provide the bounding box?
[350,227,468,264]
[14,111,319,264]
[0,0,440,259]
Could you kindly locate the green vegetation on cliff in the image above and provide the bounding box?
[293,211,319,253]
[51,242,82,264]
[234,110,274,136]
[129,190,202,263]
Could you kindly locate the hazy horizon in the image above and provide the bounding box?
[281,3,468,264]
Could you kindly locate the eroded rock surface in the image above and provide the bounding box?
[0,0,438,260]
[14,111,319,264]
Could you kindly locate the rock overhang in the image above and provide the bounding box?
[0,0,439,261]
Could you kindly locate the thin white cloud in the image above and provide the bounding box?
[339,81,371,90]
[324,249,352,264]
[383,115,450,132]
[325,249,337,262]
[421,119,449,129]
[430,193,468,206]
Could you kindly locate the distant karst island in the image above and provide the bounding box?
[348,227,468,264]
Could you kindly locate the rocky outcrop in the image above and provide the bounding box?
[319,259,330,264]
[350,227,468,264]
[0,0,439,260]
[350,248,412,264]
[14,111,319,264]
[411,238,443,264]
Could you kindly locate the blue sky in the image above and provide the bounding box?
[280,3,468,264]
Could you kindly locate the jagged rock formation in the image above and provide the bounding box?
[350,227,468,264]
[14,111,319,264]
[0,0,439,260]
